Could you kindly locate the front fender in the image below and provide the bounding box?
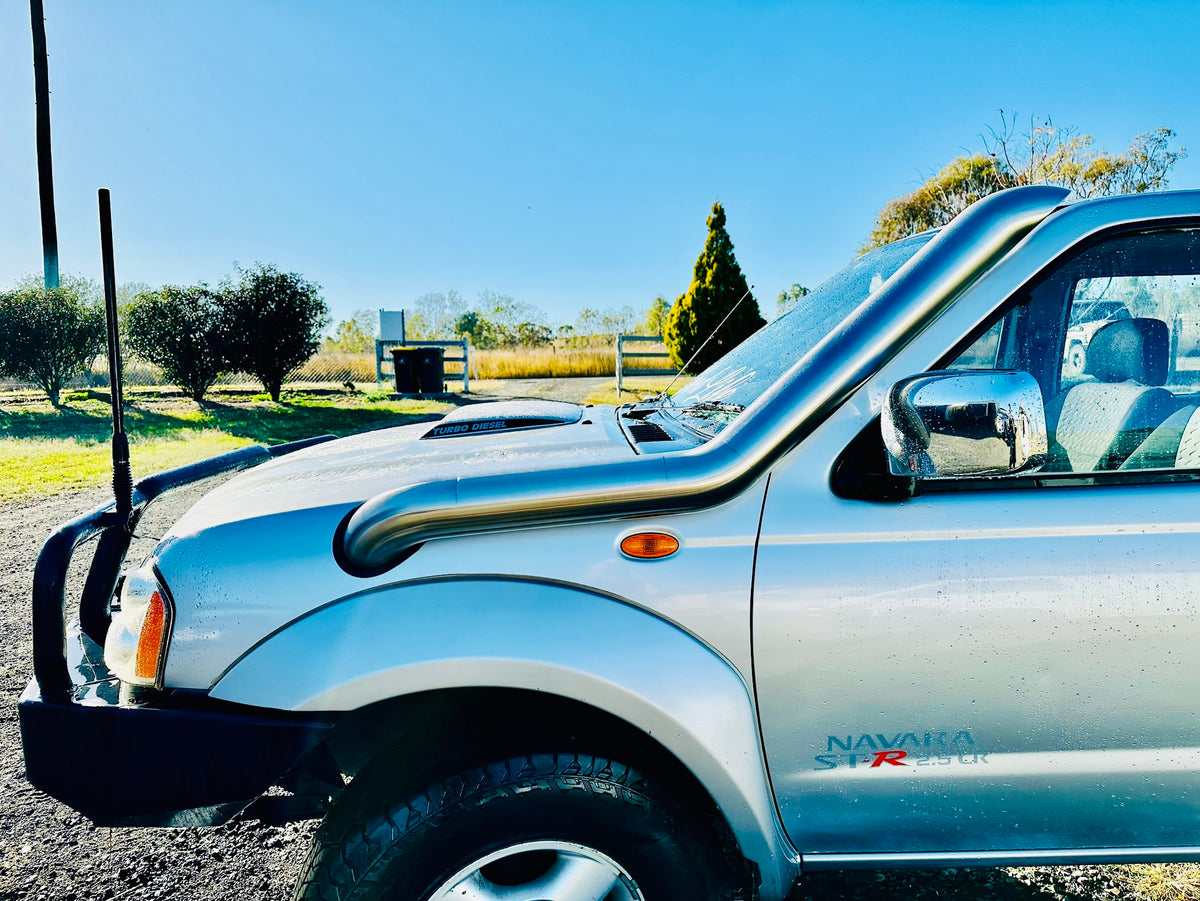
[210,576,795,896]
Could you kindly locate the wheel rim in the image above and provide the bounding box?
[427,839,645,901]
[1069,344,1085,372]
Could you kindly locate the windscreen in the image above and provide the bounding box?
[662,231,935,435]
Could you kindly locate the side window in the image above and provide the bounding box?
[1062,274,1200,391]
[949,228,1200,474]
[952,319,1005,369]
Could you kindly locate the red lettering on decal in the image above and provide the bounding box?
[870,750,908,767]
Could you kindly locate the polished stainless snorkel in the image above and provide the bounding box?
[340,186,1069,576]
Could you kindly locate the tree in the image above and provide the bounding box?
[515,321,553,346]
[477,291,551,347]
[117,281,152,307]
[600,306,637,336]
[664,202,765,373]
[454,310,500,349]
[564,306,638,346]
[641,296,671,337]
[573,308,601,340]
[15,272,113,386]
[126,285,231,402]
[0,279,104,406]
[864,115,1187,250]
[222,263,329,401]
[407,290,466,340]
[323,309,377,353]
[776,283,810,318]
[454,292,552,348]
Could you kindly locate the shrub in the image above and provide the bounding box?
[0,282,105,406]
[126,285,231,402]
[221,264,329,401]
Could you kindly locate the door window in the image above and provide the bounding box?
[950,228,1200,474]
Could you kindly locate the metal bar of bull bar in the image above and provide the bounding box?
[32,436,336,703]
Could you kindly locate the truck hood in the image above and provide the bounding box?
[164,400,631,535]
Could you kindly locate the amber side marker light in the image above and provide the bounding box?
[620,532,680,560]
[134,591,168,682]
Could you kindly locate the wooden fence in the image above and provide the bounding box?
[615,335,674,393]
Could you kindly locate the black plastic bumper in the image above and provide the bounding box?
[19,436,339,826]
[18,676,333,826]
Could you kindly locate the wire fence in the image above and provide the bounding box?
[0,354,385,394]
[0,341,674,395]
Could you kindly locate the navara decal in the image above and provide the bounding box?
[813,731,990,770]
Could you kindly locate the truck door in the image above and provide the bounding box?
[753,225,1200,859]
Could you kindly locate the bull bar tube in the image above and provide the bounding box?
[19,437,338,826]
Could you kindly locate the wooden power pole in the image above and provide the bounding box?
[30,0,59,290]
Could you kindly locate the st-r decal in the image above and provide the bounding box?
[813,730,990,770]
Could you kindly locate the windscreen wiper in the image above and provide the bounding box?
[680,401,746,414]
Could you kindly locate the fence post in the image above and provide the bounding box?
[461,338,470,394]
[615,334,623,395]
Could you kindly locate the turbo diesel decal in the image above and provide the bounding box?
[813,731,989,770]
[422,416,571,439]
[425,419,511,438]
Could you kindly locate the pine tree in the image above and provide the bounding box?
[664,202,765,373]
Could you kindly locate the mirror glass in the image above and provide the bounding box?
[882,370,1048,478]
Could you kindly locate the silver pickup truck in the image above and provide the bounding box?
[19,185,1200,901]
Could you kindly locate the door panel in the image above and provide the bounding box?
[753,478,1200,854]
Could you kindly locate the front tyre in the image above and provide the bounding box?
[294,752,740,901]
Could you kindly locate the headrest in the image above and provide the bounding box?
[1085,318,1169,386]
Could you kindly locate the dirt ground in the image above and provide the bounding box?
[469,376,612,403]
[0,426,1149,900]
[1,487,319,901]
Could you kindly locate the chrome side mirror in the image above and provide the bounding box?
[882,370,1048,478]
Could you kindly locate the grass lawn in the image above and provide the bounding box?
[584,376,686,405]
[0,387,451,502]
[1117,864,1200,900]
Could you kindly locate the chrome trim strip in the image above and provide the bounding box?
[342,186,1069,575]
[802,847,1200,870]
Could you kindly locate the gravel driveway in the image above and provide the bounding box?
[0,476,1148,901]
[1,487,319,901]
[467,376,613,403]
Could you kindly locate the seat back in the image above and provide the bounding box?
[1122,404,1200,470]
[1180,406,1200,468]
[1048,318,1176,471]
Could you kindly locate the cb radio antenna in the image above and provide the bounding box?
[98,188,133,516]
[656,284,755,401]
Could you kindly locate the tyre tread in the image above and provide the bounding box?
[293,751,740,901]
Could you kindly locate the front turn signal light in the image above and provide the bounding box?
[620,532,680,560]
[134,590,169,681]
[105,564,173,687]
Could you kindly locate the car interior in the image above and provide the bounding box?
[969,227,1200,477]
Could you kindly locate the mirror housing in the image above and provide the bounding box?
[882,370,1048,478]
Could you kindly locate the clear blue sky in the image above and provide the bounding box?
[2,1,1199,329]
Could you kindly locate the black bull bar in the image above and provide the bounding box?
[20,437,339,826]
[30,437,335,701]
